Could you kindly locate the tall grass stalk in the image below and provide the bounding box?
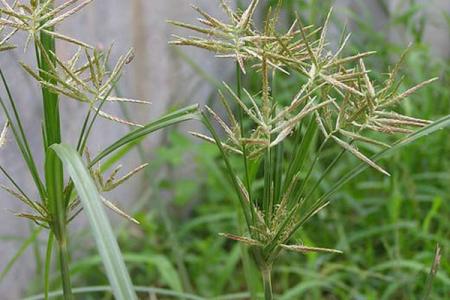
[36,4,72,297]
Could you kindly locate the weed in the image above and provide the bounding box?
[171,1,447,299]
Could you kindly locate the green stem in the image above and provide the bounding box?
[261,265,273,300]
[44,233,54,300]
[57,235,73,300]
[46,150,72,299]
[36,2,72,298]
[30,223,43,283]
[236,63,254,222]
[263,148,272,222]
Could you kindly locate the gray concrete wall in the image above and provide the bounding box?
[0,0,448,298]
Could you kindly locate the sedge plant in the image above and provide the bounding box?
[0,1,198,299]
[170,1,449,299]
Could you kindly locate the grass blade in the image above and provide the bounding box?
[201,110,252,229]
[90,104,199,166]
[318,114,450,206]
[0,227,42,283]
[0,70,46,200]
[23,286,215,300]
[44,232,54,300]
[51,143,138,300]
[422,244,442,300]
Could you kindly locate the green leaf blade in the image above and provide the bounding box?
[91,104,199,166]
[319,114,450,205]
[51,143,138,300]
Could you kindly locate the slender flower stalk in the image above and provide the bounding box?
[33,2,73,296]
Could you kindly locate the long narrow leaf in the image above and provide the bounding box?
[90,104,199,166]
[422,244,442,300]
[51,144,137,300]
[318,115,450,205]
[23,286,253,300]
[0,227,42,282]
[0,70,46,199]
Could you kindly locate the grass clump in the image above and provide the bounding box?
[170,1,447,298]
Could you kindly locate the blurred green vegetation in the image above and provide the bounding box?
[26,1,449,299]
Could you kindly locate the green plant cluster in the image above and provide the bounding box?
[0,1,449,300]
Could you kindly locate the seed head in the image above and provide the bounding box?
[174,1,438,261]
